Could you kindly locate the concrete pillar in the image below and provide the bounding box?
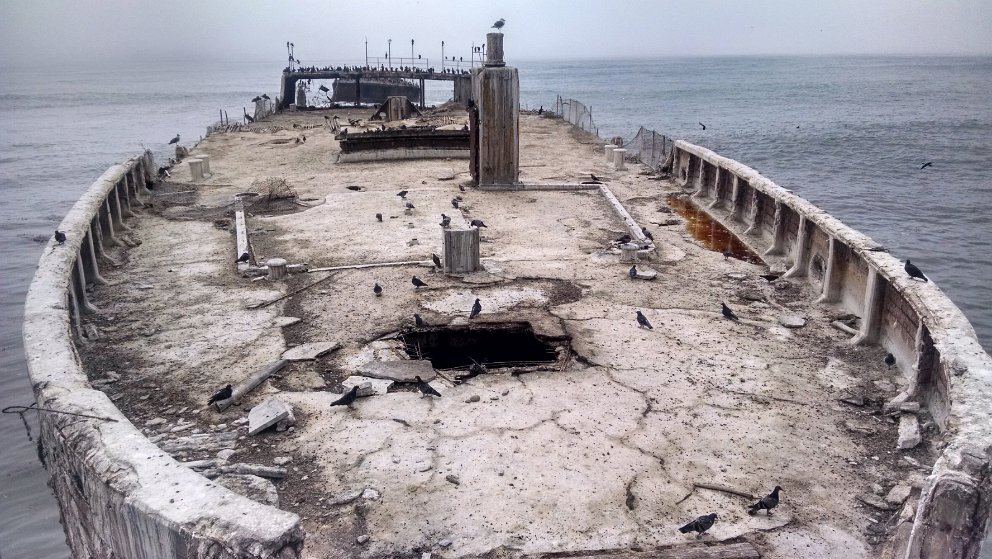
[234,197,251,273]
[443,228,481,273]
[117,180,136,218]
[604,144,617,165]
[188,159,205,182]
[99,199,121,247]
[67,281,85,341]
[267,258,288,280]
[109,184,129,232]
[199,154,211,175]
[852,269,885,345]
[80,231,107,286]
[612,149,626,170]
[744,189,762,235]
[132,166,154,202]
[784,215,810,277]
[815,237,841,304]
[473,32,519,187]
[764,200,785,256]
[73,257,98,314]
[729,176,745,221]
[619,243,640,263]
[708,167,725,209]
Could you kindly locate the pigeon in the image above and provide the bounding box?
[629,265,637,279]
[455,195,463,201]
[54,230,67,244]
[440,214,451,228]
[470,219,487,228]
[252,96,262,103]
[236,252,250,263]
[492,18,505,30]
[373,283,383,297]
[616,234,632,245]
[451,198,459,209]
[405,202,415,210]
[920,162,933,169]
[330,386,359,407]
[641,227,653,242]
[748,486,783,515]
[636,310,653,329]
[721,302,739,321]
[679,513,717,538]
[459,184,466,192]
[207,384,233,405]
[261,94,270,100]
[470,298,482,319]
[397,190,408,199]
[698,122,706,130]
[415,314,427,327]
[722,251,732,260]
[415,375,442,397]
[905,260,928,282]
[412,276,428,289]
[168,133,180,145]
[590,173,602,183]
[376,213,383,222]
[884,353,896,368]
[432,253,442,269]
[759,273,780,282]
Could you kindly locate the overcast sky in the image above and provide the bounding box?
[1,0,990,67]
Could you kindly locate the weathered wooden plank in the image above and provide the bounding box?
[530,541,760,559]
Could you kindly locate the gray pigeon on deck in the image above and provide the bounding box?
[629,265,637,279]
[208,384,233,405]
[415,375,442,398]
[54,230,67,244]
[373,283,383,296]
[884,353,896,368]
[412,276,428,289]
[636,310,652,329]
[470,219,487,228]
[330,386,359,407]
[905,260,928,282]
[679,513,717,538]
[415,314,427,327]
[470,298,482,319]
[748,486,782,515]
[376,213,383,222]
[721,302,739,321]
[432,253,442,270]
[440,214,451,228]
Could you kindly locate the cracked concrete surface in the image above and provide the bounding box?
[79,107,933,558]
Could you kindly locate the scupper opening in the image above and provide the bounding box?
[401,322,563,370]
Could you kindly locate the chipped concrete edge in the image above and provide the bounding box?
[674,140,992,558]
[22,152,304,558]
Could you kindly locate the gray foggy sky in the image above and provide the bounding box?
[1,0,990,67]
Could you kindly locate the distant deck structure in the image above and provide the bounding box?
[279,68,472,109]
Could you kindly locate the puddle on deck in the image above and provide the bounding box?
[666,194,763,264]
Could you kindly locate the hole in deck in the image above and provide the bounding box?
[665,194,763,264]
[401,322,562,370]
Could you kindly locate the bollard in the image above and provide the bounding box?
[613,148,627,170]
[188,159,204,181]
[199,154,211,175]
[267,258,288,280]
[604,144,617,165]
[619,242,639,263]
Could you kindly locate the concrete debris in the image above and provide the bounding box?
[445,474,461,485]
[362,488,380,500]
[885,484,912,505]
[214,474,280,507]
[248,399,294,435]
[897,414,922,449]
[778,314,806,328]
[275,406,297,432]
[358,360,437,382]
[357,534,370,544]
[857,493,898,511]
[343,375,393,396]
[216,449,236,461]
[282,341,341,361]
[273,456,292,466]
[158,431,238,453]
[883,392,910,412]
[144,417,166,426]
[836,390,866,407]
[633,267,658,280]
[466,395,481,403]
[326,488,365,506]
[842,419,873,435]
[439,539,453,548]
[726,273,748,280]
[274,316,302,327]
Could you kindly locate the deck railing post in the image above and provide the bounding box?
[764,200,785,256]
[852,270,885,345]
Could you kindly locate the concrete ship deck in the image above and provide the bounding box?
[68,107,943,558]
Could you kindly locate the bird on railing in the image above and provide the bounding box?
[54,230,66,245]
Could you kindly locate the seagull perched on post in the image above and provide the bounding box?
[168,133,180,145]
[492,18,505,30]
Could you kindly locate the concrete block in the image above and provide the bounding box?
[898,414,922,449]
[634,267,658,280]
[275,406,296,432]
[343,375,393,396]
[886,484,912,505]
[248,399,293,435]
[282,341,340,361]
[358,360,436,382]
[215,474,279,507]
[778,314,807,328]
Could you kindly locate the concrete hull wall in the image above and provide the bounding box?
[22,152,304,558]
[672,140,992,559]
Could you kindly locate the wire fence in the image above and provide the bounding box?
[554,95,598,136]
[624,126,671,168]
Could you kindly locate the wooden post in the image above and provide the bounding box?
[266,258,288,280]
[188,159,204,181]
[443,228,481,274]
[216,359,288,411]
[474,33,519,187]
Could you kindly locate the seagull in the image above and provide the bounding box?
[440,214,451,228]
[641,227,653,242]
[236,252,250,263]
[698,122,706,130]
[905,260,928,282]
[207,384,233,405]
[415,375,442,398]
[636,310,653,329]
[397,190,408,199]
[451,198,459,209]
[920,162,933,169]
[492,18,505,30]
[748,486,783,516]
[54,230,67,244]
[470,219,487,228]
[884,353,896,368]
[330,386,359,407]
[373,283,383,297]
[470,298,482,319]
[415,314,427,327]
[405,202,415,210]
[412,276,428,289]
[376,213,383,222]
[629,265,637,279]
[721,302,739,321]
[679,513,717,538]
[168,133,180,145]
[432,253,442,270]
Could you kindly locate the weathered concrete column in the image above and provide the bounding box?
[73,257,98,314]
[80,231,107,286]
[744,189,763,235]
[764,200,785,256]
[267,258,288,280]
[815,237,841,304]
[783,215,810,278]
[108,184,130,232]
[604,144,617,165]
[98,198,121,247]
[188,159,205,182]
[852,269,885,345]
[729,176,745,222]
[473,32,519,187]
[903,459,990,559]
[694,159,711,199]
[708,167,726,209]
[199,154,211,175]
[117,179,136,218]
[443,228,481,273]
[234,197,251,274]
[612,148,626,170]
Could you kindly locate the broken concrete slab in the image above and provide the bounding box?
[214,474,280,507]
[858,493,899,511]
[778,314,806,328]
[281,341,340,361]
[274,316,302,327]
[898,414,922,449]
[248,399,293,435]
[885,484,912,505]
[343,375,394,396]
[633,267,658,280]
[358,360,436,382]
[275,406,296,432]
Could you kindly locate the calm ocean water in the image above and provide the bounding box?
[1,56,990,557]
